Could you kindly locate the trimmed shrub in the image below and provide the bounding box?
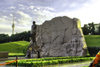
[6,57,94,67]
[88,47,100,56]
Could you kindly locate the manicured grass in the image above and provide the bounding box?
[85,35,100,47]
[7,57,94,66]
[0,41,29,56]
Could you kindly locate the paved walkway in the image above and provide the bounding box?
[44,61,91,67]
[61,61,91,67]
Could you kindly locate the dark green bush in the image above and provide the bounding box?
[88,47,100,56]
[10,31,31,42]
[0,31,30,43]
[0,34,9,43]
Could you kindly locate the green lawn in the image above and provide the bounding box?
[0,41,29,56]
[85,35,100,47]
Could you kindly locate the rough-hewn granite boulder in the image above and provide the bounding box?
[27,16,87,57]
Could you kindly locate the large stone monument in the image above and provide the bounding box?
[26,16,87,58]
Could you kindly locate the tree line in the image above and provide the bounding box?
[82,22,100,35]
[0,31,31,43]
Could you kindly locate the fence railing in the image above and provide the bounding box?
[0,56,18,67]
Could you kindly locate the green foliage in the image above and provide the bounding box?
[82,23,100,35]
[0,34,10,43]
[82,22,100,35]
[88,47,100,56]
[82,24,90,35]
[0,31,30,43]
[10,31,31,42]
[88,22,95,35]
[7,57,94,67]
[0,41,29,55]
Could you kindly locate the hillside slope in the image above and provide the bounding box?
[85,35,100,47]
[0,41,29,53]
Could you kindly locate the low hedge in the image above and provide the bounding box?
[8,53,25,57]
[7,57,94,67]
[88,47,100,56]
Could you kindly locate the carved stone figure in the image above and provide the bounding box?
[31,21,37,42]
[26,21,38,58]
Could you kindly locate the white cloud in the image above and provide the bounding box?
[72,0,100,26]
[9,6,16,10]
[0,17,7,22]
[45,7,55,11]
[29,6,35,9]
[2,16,8,18]
[9,14,13,16]
[27,6,56,24]
[0,21,31,35]
[51,0,100,27]
[0,11,32,35]
[34,9,37,12]
[0,23,30,35]
[0,24,11,29]
[0,16,12,24]
[18,4,26,10]
[17,11,30,18]
[0,23,12,34]
[69,2,78,8]
[1,0,100,35]
[0,16,16,35]
[31,6,55,11]
[15,26,30,33]
[32,9,55,25]
[17,11,32,26]
[18,4,24,7]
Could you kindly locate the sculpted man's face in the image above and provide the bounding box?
[33,21,36,24]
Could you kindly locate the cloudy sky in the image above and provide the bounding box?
[0,0,100,35]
